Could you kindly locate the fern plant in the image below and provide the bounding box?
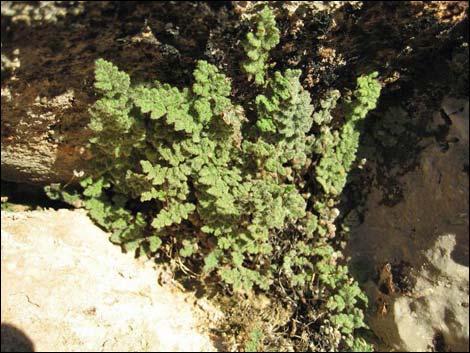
[51,6,382,352]
[241,6,280,85]
[315,72,381,195]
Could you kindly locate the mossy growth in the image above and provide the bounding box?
[48,6,381,352]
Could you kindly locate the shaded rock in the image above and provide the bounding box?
[1,323,34,352]
[1,2,223,185]
[347,98,469,351]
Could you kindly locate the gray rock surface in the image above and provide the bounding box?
[347,98,469,352]
[365,234,469,352]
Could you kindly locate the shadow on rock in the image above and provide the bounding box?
[1,323,34,352]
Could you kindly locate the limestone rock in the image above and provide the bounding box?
[347,98,469,351]
[1,209,220,352]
